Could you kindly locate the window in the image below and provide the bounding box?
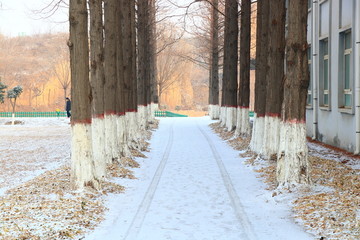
[307,46,312,106]
[320,38,329,107]
[307,5,312,107]
[339,30,352,108]
[340,0,352,29]
[320,1,329,37]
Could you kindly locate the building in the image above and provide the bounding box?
[306,0,360,153]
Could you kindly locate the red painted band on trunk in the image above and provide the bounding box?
[265,112,281,118]
[127,109,137,113]
[285,118,306,124]
[117,112,126,116]
[238,106,250,109]
[71,118,92,126]
[223,105,238,108]
[255,113,266,118]
[105,111,116,115]
[92,113,105,119]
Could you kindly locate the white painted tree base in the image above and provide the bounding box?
[71,123,99,190]
[235,108,250,137]
[138,105,148,131]
[209,104,220,120]
[116,115,132,158]
[260,116,281,159]
[126,111,141,149]
[277,121,310,187]
[225,107,237,131]
[105,114,118,163]
[220,106,226,127]
[249,115,265,153]
[91,118,106,181]
[150,103,159,121]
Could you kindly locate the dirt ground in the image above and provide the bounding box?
[172,110,208,117]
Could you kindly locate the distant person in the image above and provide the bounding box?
[65,97,71,118]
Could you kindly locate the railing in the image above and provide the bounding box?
[0,112,67,117]
[0,111,252,118]
[154,111,188,117]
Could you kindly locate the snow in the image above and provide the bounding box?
[0,117,71,196]
[0,116,316,239]
[85,117,313,240]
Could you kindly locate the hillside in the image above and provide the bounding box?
[0,33,69,112]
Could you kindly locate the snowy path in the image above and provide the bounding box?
[86,117,314,240]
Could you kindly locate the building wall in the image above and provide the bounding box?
[306,0,359,152]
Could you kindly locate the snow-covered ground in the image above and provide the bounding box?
[0,117,71,196]
[4,116,357,239]
[85,117,313,240]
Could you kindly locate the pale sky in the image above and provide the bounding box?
[0,0,199,37]
[0,0,68,36]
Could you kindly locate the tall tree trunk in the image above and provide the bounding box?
[69,0,99,190]
[125,0,140,149]
[137,0,150,130]
[117,0,131,158]
[209,0,220,120]
[261,0,286,159]
[250,0,269,153]
[235,0,251,137]
[222,0,238,131]
[89,0,106,181]
[149,0,158,118]
[104,0,119,162]
[277,0,310,186]
[130,0,137,112]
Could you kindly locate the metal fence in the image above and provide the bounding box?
[154,111,188,117]
[0,112,67,117]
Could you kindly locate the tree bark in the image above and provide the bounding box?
[69,0,99,190]
[277,0,310,186]
[222,0,238,131]
[209,0,220,120]
[137,0,150,130]
[104,0,119,162]
[250,0,269,152]
[126,0,140,148]
[260,0,286,159]
[235,0,251,137]
[117,0,131,158]
[89,0,106,181]
[149,0,159,117]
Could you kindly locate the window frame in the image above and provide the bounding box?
[319,37,331,109]
[338,29,353,112]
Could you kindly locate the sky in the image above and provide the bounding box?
[0,0,68,36]
[0,0,198,37]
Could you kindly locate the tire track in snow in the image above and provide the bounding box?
[123,121,174,240]
[198,122,258,240]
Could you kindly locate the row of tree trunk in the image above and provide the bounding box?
[69,0,158,190]
[209,0,310,187]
